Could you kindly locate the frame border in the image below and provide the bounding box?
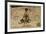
[5,1,45,34]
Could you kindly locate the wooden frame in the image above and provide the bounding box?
[5,1,45,34]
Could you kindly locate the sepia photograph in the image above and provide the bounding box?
[10,6,41,28]
[6,1,45,32]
